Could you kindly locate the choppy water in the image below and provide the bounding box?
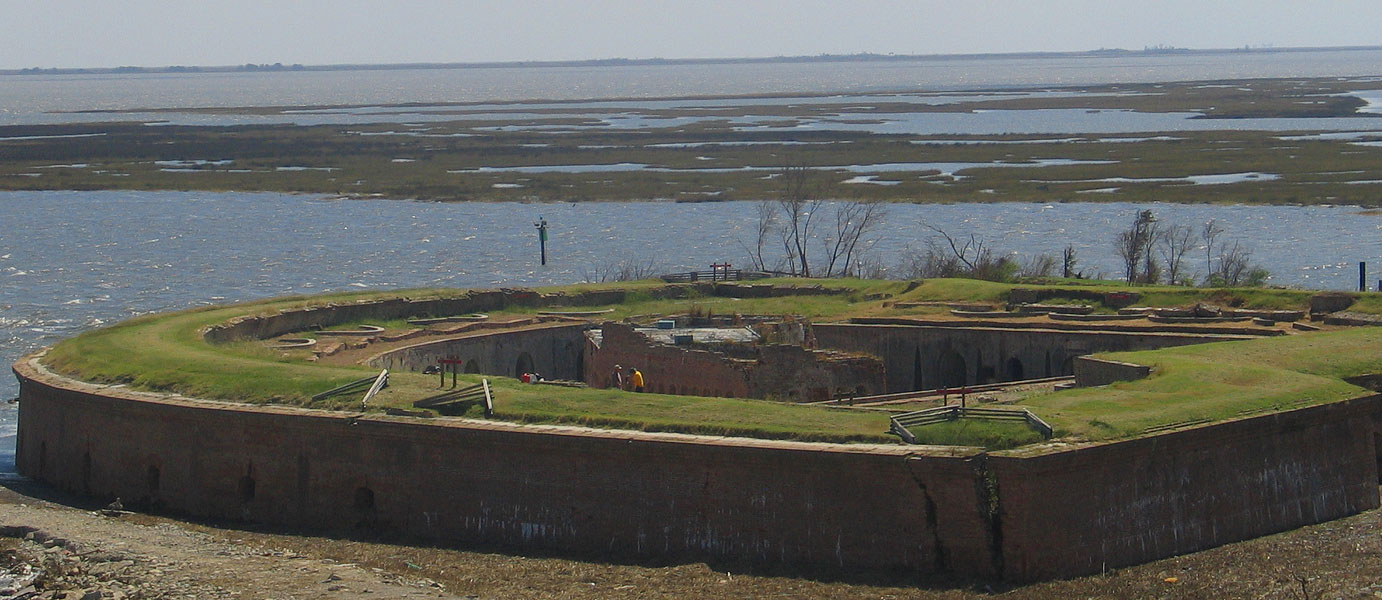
[4,191,1382,472]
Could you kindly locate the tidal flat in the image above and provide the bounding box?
[3,76,1382,205]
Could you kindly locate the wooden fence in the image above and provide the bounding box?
[660,269,771,283]
[414,379,493,417]
[815,376,1074,407]
[890,405,1053,444]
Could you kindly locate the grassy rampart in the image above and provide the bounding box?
[35,278,1382,448]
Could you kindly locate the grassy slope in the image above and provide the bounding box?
[1018,327,1382,442]
[36,278,1382,447]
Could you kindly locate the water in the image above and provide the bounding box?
[4,48,1382,130]
[4,50,1382,472]
[4,190,1382,472]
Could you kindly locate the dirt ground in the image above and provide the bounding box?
[0,478,1379,599]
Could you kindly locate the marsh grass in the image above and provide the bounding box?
[5,77,1382,205]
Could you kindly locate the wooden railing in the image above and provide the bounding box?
[660,269,771,283]
[815,376,1074,407]
[313,370,389,410]
[890,405,1053,444]
[413,379,493,417]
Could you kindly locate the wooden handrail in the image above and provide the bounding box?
[890,405,1053,443]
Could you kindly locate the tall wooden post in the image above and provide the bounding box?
[535,216,549,266]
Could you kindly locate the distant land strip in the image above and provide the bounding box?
[6,45,1382,76]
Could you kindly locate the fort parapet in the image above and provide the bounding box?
[14,348,1381,581]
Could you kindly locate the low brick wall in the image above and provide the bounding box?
[368,323,589,380]
[1073,356,1151,386]
[814,323,1216,392]
[201,283,821,344]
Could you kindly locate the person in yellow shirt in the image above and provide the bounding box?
[627,366,645,393]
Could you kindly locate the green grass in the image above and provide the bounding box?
[905,419,1047,450]
[1009,327,1382,445]
[35,278,1382,449]
[376,373,894,443]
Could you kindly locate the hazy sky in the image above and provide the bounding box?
[4,0,1380,69]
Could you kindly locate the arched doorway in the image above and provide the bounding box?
[463,359,480,374]
[1006,357,1025,381]
[938,352,967,388]
[514,352,534,378]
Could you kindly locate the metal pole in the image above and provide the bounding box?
[535,216,548,266]
[1361,261,1367,292]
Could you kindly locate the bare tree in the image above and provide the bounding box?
[918,223,1017,281]
[581,259,661,283]
[1201,219,1225,282]
[1216,241,1252,286]
[821,199,886,277]
[1115,210,1160,284]
[1018,253,1059,279]
[852,252,889,279]
[1062,245,1080,279]
[1158,223,1195,285]
[776,165,824,277]
[737,200,777,271]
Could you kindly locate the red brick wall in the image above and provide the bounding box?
[13,355,992,577]
[990,398,1382,581]
[585,323,754,397]
[14,353,1381,581]
[585,324,884,400]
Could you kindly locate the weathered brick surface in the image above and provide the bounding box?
[368,323,589,378]
[814,323,1222,392]
[585,323,884,399]
[13,356,987,576]
[990,398,1382,581]
[14,354,1381,581]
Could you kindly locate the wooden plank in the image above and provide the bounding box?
[311,375,377,401]
[414,383,485,408]
[889,418,916,444]
[359,369,389,409]
[482,379,493,417]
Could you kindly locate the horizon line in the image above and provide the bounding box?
[6,44,1382,75]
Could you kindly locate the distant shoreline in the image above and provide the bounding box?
[6,45,1382,77]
